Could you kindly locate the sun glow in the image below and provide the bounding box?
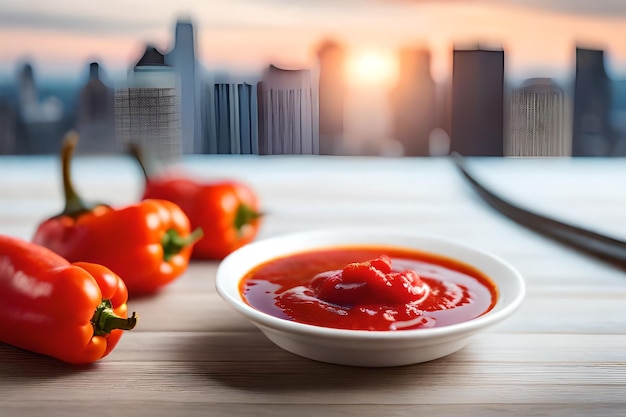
[346,51,399,88]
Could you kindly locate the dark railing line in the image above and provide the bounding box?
[451,153,626,271]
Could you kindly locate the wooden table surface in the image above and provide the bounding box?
[0,155,624,416]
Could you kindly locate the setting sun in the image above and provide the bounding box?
[346,51,399,87]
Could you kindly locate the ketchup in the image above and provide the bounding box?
[240,246,497,331]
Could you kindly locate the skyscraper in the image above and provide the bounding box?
[16,62,64,154]
[507,78,568,157]
[572,47,616,156]
[166,19,202,154]
[316,39,346,155]
[205,82,259,154]
[17,63,38,117]
[17,62,63,125]
[257,65,319,155]
[76,62,117,154]
[0,100,17,154]
[450,47,505,156]
[115,46,182,163]
[390,47,436,156]
[609,79,626,156]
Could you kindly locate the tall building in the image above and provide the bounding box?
[0,100,17,154]
[572,47,616,156]
[75,62,117,154]
[17,62,63,126]
[507,78,568,157]
[205,82,259,154]
[257,65,319,155]
[16,62,64,154]
[165,19,202,154]
[609,79,626,156]
[390,47,436,156]
[114,46,182,163]
[450,48,505,156]
[316,39,346,155]
[17,63,38,117]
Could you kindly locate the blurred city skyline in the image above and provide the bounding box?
[2,1,626,84]
[1,2,626,158]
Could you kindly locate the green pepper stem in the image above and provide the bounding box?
[128,142,165,186]
[92,300,138,336]
[60,131,91,218]
[55,131,108,219]
[128,142,151,184]
[162,228,204,261]
[234,203,262,236]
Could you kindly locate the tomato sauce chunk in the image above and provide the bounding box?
[240,246,498,331]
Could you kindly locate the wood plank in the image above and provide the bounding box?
[1,333,625,406]
[0,402,624,417]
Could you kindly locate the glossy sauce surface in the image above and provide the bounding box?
[240,246,498,331]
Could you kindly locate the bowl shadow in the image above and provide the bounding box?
[185,329,470,393]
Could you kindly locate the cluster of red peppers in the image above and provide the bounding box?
[130,144,262,260]
[0,132,263,364]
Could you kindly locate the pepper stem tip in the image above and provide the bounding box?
[162,228,204,261]
[92,301,138,336]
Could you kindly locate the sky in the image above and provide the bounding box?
[2,0,626,85]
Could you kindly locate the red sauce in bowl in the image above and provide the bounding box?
[239,246,498,331]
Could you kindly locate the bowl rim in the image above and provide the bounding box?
[215,227,526,341]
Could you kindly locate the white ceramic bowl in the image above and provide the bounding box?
[215,228,525,367]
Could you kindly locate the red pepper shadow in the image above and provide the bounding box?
[0,343,97,378]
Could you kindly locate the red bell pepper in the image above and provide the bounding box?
[0,234,137,364]
[32,132,202,295]
[131,146,262,260]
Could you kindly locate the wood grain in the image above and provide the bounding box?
[0,155,625,416]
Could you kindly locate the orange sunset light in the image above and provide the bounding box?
[346,51,399,88]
